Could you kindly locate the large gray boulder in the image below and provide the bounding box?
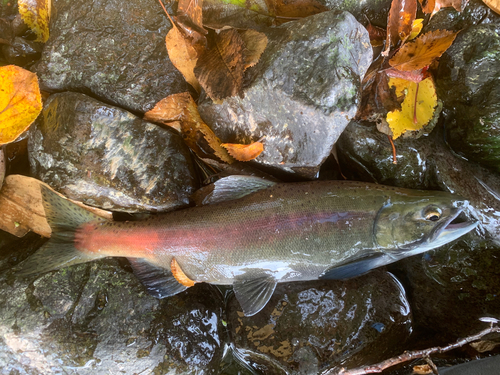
[28,92,198,212]
[198,10,372,179]
[34,0,188,114]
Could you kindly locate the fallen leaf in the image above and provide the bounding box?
[18,0,51,43]
[432,0,469,14]
[386,77,438,139]
[171,257,197,287]
[165,25,202,92]
[144,92,233,163]
[0,175,112,238]
[384,0,418,54]
[482,0,500,14]
[0,148,4,191]
[177,0,205,33]
[389,29,459,71]
[418,0,436,13]
[0,65,42,145]
[357,70,402,121]
[221,140,264,161]
[238,29,268,69]
[366,22,387,47]
[408,18,424,40]
[385,67,425,83]
[194,28,267,101]
[266,0,328,20]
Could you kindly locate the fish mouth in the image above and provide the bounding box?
[429,207,479,248]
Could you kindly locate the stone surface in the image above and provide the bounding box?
[321,0,392,26]
[226,270,412,374]
[198,10,372,179]
[33,0,188,114]
[0,249,225,374]
[436,24,500,173]
[1,37,42,67]
[392,234,500,341]
[28,92,198,212]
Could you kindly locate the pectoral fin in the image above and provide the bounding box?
[319,253,393,280]
[233,273,278,317]
[128,258,187,298]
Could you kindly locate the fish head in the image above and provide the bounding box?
[374,190,478,256]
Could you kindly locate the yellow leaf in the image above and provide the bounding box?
[221,141,264,161]
[0,65,42,145]
[386,77,438,139]
[166,26,201,93]
[18,0,51,43]
[408,19,423,40]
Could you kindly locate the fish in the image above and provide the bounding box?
[15,175,478,316]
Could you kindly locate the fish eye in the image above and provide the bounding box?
[423,206,442,221]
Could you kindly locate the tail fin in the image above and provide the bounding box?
[15,186,109,276]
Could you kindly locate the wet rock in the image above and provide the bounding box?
[34,0,188,114]
[1,37,42,66]
[321,0,392,26]
[0,260,225,374]
[28,92,198,212]
[436,24,500,173]
[336,121,434,189]
[198,11,372,179]
[226,270,412,374]
[439,355,500,374]
[393,235,500,341]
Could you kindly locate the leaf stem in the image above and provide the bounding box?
[413,81,420,124]
[387,135,397,164]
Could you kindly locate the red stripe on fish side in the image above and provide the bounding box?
[75,223,161,257]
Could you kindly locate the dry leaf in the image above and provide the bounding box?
[482,0,500,14]
[386,67,425,83]
[171,257,196,287]
[366,22,387,47]
[266,0,328,19]
[195,29,245,101]
[177,0,205,33]
[144,93,233,163]
[0,175,112,238]
[389,29,459,71]
[386,77,438,139]
[165,26,202,92]
[194,28,267,101]
[384,0,418,54]
[418,0,436,13]
[357,70,402,121]
[238,29,268,69]
[0,148,4,191]
[221,141,264,161]
[408,18,424,40]
[18,0,51,42]
[0,65,42,145]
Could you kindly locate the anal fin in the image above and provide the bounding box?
[233,273,277,317]
[128,258,187,298]
[319,253,393,280]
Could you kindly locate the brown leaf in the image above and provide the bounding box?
[418,0,436,13]
[481,0,500,14]
[194,29,267,101]
[165,26,201,92]
[177,0,205,33]
[384,0,418,54]
[266,0,328,19]
[144,93,233,163]
[0,175,112,238]
[238,29,268,69]
[385,67,425,82]
[389,29,458,71]
[357,71,402,121]
[366,22,387,47]
[0,148,4,191]
[221,141,264,161]
[171,257,197,287]
[194,29,245,101]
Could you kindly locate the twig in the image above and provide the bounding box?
[387,135,397,164]
[157,0,176,26]
[324,325,500,375]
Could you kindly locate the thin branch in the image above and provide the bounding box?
[323,325,500,375]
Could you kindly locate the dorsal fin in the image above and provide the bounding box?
[192,175,276,206]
